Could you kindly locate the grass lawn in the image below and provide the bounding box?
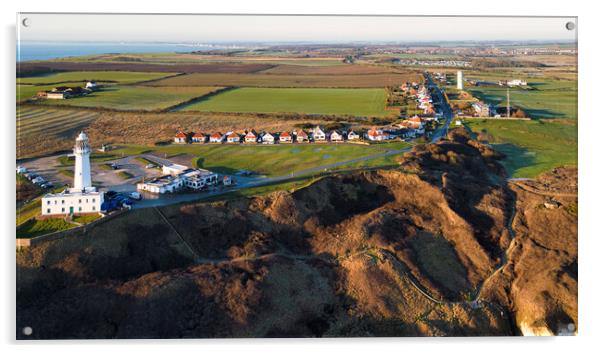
[17,71,174,84]
[463,119,577,178]
[179,87,393,117]
[72,213,102,224]
[16,218,76,239]
[39,86,221,111]
[191,144,392,176]
[112,143,400,177]
[465,78,577,120]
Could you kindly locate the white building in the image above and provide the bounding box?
[137,175,184,194]
[41,132,104,216]
[138,167,218,193]
[312,126,326,142]
[261,132,275,144]
[162,163,188,176]
[457,70,464,90]
[507,79,528,87]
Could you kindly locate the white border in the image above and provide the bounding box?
[1,0,598,352]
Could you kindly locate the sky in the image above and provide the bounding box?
[17,14,577,43]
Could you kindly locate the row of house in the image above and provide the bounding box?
[399,82,435,116]
[174,126,363,145]
[36,81,98,100]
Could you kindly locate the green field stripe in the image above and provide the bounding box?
[17,111,95,130]
[16,109,49,119]
[16,109,78,124]
[20,114,99,137]
[21,112,99,132]
[18,112,99,135]
[41,115,99,135]
[16,107,43,116]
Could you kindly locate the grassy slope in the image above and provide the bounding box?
[180,87,392,117]
[38,86,221,111]
[17,71,174,84]
[463,119,577,178]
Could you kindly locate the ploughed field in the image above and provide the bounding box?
[17,106,100,157]
[177,87,393,117]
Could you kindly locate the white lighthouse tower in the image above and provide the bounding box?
[73,131,92,192]
[41,132,104,216]
[457,70,464,90]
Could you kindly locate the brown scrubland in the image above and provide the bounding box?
[16,128,577,338]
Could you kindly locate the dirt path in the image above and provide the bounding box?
[508,180,577,198]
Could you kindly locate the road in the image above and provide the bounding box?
[425,72,454,143]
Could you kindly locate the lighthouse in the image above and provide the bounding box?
[73,131,92,191]
[457,70,463,90]
[41,132,104,216]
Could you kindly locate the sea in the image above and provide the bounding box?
[16,41,219,62]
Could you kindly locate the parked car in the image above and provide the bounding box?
[129,192,142,200]
[145,164,155,169]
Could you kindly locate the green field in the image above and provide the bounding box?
[467,79,577,119]
[179,87,392,117]
[112,143,401,177]
[17,84,58,102]
[17,71,175,84]
[147,72,415,88]
[38,86,221,111]
[463,119,577,178]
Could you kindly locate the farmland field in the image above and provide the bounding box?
[261,64,405,75]
[178,87,392,116]
[17,84,58,102]
[37,86,222,111]
[463,119,577,178]
[16,106,101,158]
[17,61,275,74]
[146,72,420,88]
[17,71,175,85]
